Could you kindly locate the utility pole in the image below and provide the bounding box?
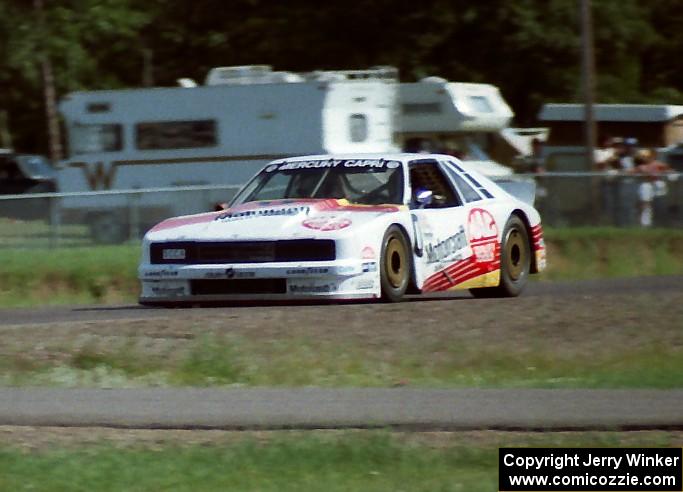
[34,0,63,163]
[580,0,597,169]
[142,48,154,87]
[0,111,11,149]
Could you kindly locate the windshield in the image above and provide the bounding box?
[232,158,405,206]
[15,155,55,180]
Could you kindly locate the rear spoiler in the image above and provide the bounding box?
[493,178,536,205]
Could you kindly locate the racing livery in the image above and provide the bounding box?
[139,154,546,303]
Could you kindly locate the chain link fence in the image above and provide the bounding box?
[0,184,241,248]
[524,172,683,228]
[0,174,680,248]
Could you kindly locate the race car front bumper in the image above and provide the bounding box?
[138,260,380,303]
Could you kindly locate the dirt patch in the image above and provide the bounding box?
[1,426,681,452]
[1,291,680,363]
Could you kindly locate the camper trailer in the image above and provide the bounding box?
[56,66,516,242]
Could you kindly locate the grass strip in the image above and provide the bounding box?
[541,227,683,280]
[0,228,681,307]
[0,245,139,306]
[0,431,680,492]
[2,327,681,388]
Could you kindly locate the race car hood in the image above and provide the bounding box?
[145,199,404,242]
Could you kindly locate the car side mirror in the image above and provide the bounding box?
[415,188,433,208]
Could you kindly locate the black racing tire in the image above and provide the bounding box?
[469,286,497,298]
[469,215,530,298]
[139,301,185,308]
[379,226,412,302]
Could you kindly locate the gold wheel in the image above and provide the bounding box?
[385,236,407,289]
[380,226,411,302]
[503,227,526,281]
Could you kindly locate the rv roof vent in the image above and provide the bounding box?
[309,66,398,82]
[312,72,349,82]
[177,78,198,88]
[270,72,305,83]
[205,65,275,85]
[205,65,398,85]
[420,76,448,84]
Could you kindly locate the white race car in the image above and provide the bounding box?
[139,154,546,304]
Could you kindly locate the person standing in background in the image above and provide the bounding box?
[594,137,623,225]
[598,137,639,225]
[594,136,618,169]
[631,149,674,227]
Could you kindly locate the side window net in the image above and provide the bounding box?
[409,162,461,208]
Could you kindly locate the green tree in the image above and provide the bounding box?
[0,0,148,155]
[639,0,683,104]
[2,0,683,153]
[395,0,655,124]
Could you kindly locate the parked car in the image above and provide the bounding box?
[138,153,546,304]
[0,151,56,220]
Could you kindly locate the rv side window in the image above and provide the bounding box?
[349,114,368,142]
[70,124,122,154]
[402,103,441,114]
[135,120,217,150]
[468,95,494,113]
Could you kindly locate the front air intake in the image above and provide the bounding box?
[191,278,287,295]
[150,240,336,264]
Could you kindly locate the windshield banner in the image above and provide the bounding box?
[266,159,401,172]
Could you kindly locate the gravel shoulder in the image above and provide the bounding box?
[0,277,681,389]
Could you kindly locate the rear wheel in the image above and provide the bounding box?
[470,215,530,298]
[380,226,411,302]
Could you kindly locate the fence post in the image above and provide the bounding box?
[128,190,141,241]
[48,194,61,249]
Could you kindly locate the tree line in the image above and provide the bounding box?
[1,0,682,157]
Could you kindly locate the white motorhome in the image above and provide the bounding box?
[57,65,516,242]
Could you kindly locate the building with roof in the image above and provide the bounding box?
[539,103,683,149]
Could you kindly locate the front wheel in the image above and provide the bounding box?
[470,215,530,298]
[379,226,412,302]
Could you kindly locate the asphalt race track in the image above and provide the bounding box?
[0,388,682,430]
[0,275,681,327]
[0,276,681,430]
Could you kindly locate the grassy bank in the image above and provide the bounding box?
[541,227,683,280]
[0,431,680,492]
[0,228,681,307]
[0,246,140,307]
[3,333,681,389]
